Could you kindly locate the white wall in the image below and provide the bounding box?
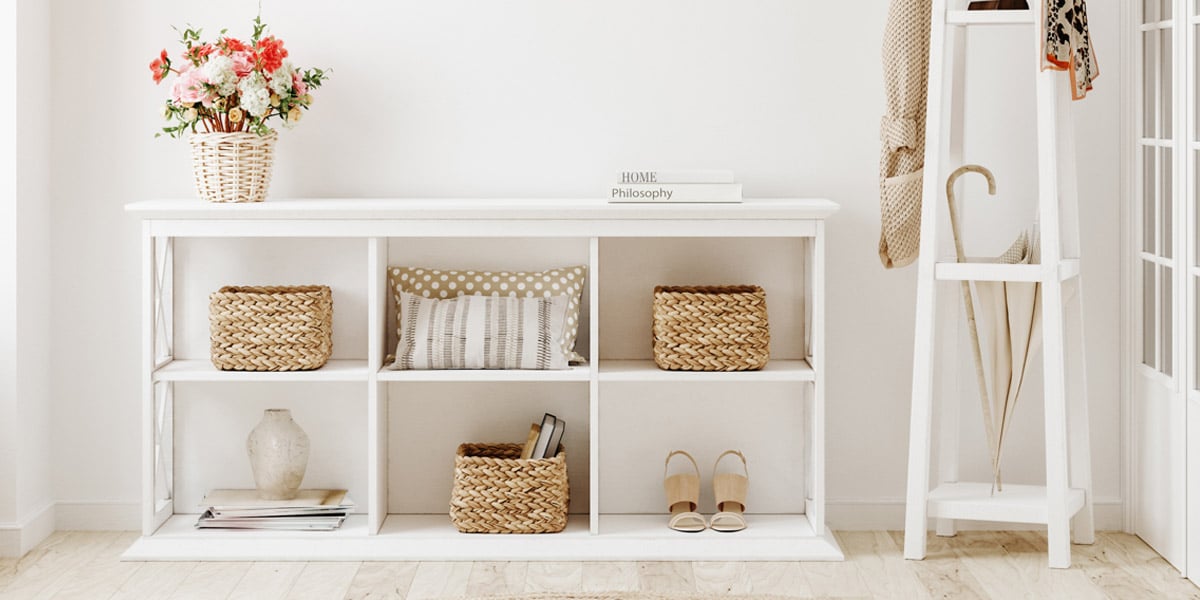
[0,0,20,535]
[46,0,1124,529]
[0,0,57,556]
[15,0,55,529]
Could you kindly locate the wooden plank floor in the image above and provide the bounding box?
[0,531,1194,599]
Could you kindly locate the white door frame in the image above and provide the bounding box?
[1129,0,1191,578]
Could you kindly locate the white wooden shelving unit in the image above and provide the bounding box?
[903,1,1094,569]
[123,198,840,561]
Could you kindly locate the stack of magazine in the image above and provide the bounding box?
[195,489,354,531]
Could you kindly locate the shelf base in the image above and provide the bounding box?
[927,482,1087,525]
[121,514,843,561]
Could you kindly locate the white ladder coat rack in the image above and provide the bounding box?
[902,0,1095,569]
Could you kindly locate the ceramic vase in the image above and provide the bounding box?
[246,408,310,500]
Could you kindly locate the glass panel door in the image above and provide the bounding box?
[1141,5,1175,376]
[1135,0,1187,573]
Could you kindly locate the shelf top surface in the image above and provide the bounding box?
[945,9,1034,25]
[125,198,839,221]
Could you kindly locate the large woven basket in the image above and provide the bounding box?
[189,131,277,203]
[209,285,333,372]
[449,443,568,534]
[652,285,771,371]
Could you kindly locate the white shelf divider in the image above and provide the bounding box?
[598,359,814,382]
[378,365,591,383]
[153,359,370,382]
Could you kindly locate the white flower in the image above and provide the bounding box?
[269,61,294,96]
[237,72,271,118]
[202,55,238,97]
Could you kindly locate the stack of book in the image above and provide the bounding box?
[609,170,742,204]
[195,489,354,531]
[521,413,566,459]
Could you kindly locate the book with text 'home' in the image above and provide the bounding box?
[617,170,736,184]
[609,183,743,204]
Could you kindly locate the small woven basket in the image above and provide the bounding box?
[189,131,277,203]
[209,285,333,372]
[449,443,569,534]
[652,285,771,371]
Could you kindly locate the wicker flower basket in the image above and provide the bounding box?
[449,443,569,534]
[209,285,333,372]
[189,131,277,203]
[652,285,771,372]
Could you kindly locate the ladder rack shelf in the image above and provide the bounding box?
[933,259,1081,283]
[903,0,1095,569]
[945,10,1035,26]
[926,483,1088,525]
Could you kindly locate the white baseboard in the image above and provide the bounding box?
[54,502,140,531]
[45,498,1128,536]
[0,502,56,558]
[827,496,1125,531]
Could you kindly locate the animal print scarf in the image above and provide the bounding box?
[1043,0,1099,100]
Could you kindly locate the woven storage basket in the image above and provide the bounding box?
[652,285,770,371]
[449,443,568,534]
[209,285,333,372]
[189,131,277,203]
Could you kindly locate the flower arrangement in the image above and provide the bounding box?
[150,16,328,138]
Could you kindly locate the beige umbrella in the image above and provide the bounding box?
[946,165,1041,492]
[879,0,932,269]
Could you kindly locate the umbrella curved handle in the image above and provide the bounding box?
[946,165,997,263]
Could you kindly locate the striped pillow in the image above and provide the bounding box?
[389,266,587,363]
[390,291,570,370]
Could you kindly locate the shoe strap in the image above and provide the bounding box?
[712,449,748,480]
[664,450,700,478]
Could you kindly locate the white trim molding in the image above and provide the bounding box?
[54,502,141,532]
[1118,0,1136,537]
[0,502,55,558]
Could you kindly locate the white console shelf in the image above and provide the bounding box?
[123,198,840,561]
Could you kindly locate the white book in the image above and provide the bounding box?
[542,418,565,459]
[617,170,736,184]
[531,413,557,459]
[609,183,743,204]
[200,489,349,511]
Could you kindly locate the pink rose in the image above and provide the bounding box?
[292,70,308,96]
[232,50,255,78]
[171,65,212,106]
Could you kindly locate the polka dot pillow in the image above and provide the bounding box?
[389,265,587,363]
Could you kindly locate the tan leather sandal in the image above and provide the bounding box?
[664,450,705,532]
[710,450,749,532]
